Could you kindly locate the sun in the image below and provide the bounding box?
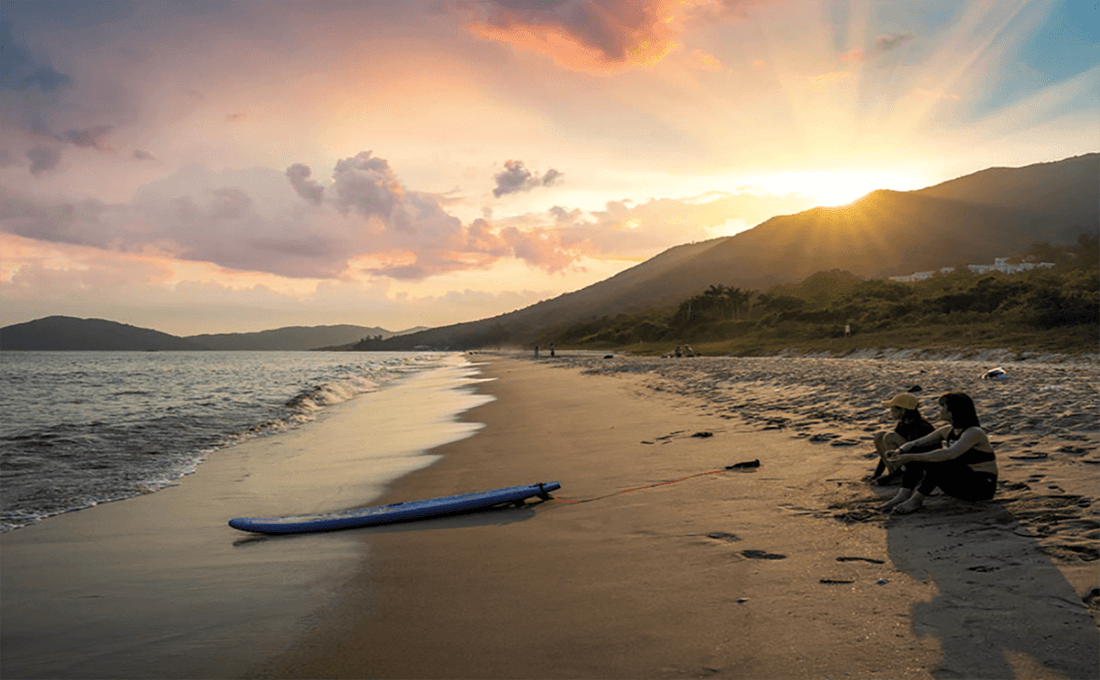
[805,173,881,207]
[748,169,928,208]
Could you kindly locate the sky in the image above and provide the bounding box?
[1,0,1097,335]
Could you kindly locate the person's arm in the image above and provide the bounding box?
[891,427,985,464]
[894,425,948,454]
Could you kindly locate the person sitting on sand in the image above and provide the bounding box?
[871,393,938,485]
[881,392,997,515]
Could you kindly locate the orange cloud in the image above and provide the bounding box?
[459,0,740,74]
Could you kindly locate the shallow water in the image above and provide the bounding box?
[0,351,475,531]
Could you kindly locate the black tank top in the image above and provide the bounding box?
[947,428,996,470]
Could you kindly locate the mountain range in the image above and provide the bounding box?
[357,153,1098,350]
[3,153,1096,352]
[0,317,423,351]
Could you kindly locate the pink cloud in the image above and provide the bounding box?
[459,0,748,74]
[1,149,814,286]
[492,159,563,197]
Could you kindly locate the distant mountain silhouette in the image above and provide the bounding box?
[186,325,413,351]
[0,318,417,351]
[363,153,1099,350]
[0,316,207,351]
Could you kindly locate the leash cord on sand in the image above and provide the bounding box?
[551,461,759,504]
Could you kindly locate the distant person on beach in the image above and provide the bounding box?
[871,393,937,485]
[550,344,555,357]
[881,392,998,515]
[534,345,539,358]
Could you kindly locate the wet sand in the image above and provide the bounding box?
[0,365,490,679]
[259,354,1099,679]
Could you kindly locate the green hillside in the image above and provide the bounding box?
[546,236,1099,357]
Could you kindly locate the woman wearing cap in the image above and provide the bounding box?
[871,393,937,485]
[881,392,997,515]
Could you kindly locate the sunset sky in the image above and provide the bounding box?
[2,0,1097,335]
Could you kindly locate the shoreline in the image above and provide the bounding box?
[0,360,491,680]
[259,355,1099,679]
[3,352,1096,679]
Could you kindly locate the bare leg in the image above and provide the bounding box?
[873,432,905,478]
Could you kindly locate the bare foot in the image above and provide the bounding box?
[891,497,925,515]
[880,489,912,512]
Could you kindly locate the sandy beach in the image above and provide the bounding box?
[3,352,1098,679]
[261,353,1099,679]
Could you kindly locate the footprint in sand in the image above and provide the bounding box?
[704,532,742,543]
[741,549,787,560]
[836,556,885,564]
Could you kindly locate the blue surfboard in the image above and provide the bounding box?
[228,481,560,534]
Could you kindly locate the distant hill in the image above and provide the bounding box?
[358,153,1099,350]
[0,316,207,351]
[186,325,413,351]
[0,318,418,351]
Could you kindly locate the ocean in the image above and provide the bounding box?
[0,350,486,533]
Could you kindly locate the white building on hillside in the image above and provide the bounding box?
[889,266,957,283]
[890,259,1054,282]
[967,258,1056,275]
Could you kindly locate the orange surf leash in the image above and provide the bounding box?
[551,460,760,505]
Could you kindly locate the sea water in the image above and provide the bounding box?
[0,350,481,532]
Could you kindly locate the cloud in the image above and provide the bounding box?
[329,152,404,220]
[286,152,581,279]
[0,232,562,334]
[0,18,75,139]
[2,151,589,282]
[286,163,325,205]
[495,189,819,262]
[459,0,743,74]
[0,18,141,171]
[492,160,563,197]
[133,149,155,161]
[26,146,62,175]
[0,19,72,94]
[60,124,114,150]
[2,146,814,287]
[839,32,914,63]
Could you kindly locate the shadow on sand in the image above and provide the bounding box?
[873,493,1100,680]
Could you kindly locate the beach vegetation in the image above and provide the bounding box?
[545,236,1099,356]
